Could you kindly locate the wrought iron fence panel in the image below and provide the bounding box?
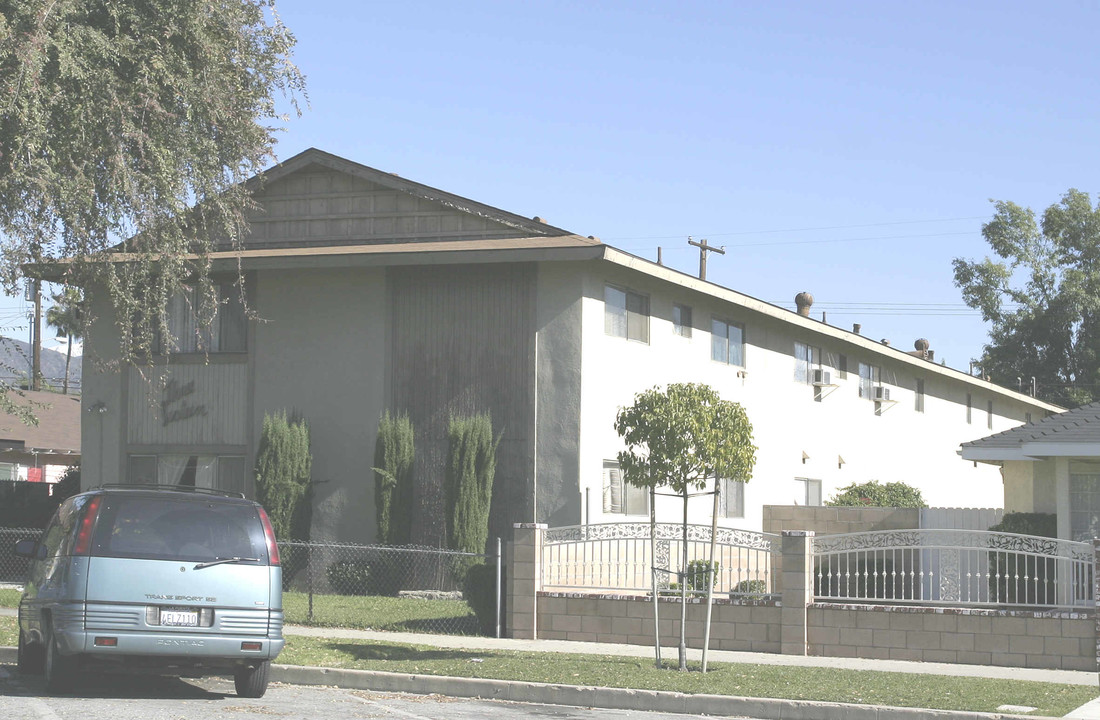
[812,529,1093,609]
[542,523,779,597]
[0,527,41,585]
[278,540,501,637]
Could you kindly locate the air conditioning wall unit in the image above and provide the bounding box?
[812,368,832,386]
[873,386,890,402]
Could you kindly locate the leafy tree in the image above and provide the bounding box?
[614,382,756,671]
[953,190,1100,406]
[826,480,926,508]
[45,287,84,395]
[0,0,305,369]
[253,410,312,541]
[444,413,500,560]
[372,410,415,545]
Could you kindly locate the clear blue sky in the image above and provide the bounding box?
[15,1,1100,371]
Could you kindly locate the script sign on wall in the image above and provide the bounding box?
[161,379,208,426]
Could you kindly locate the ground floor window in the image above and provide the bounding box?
[1070,471,1100,542]
[796,478,823,506]
[719,478,745,518]
[602,461,649,516]
[128,454,247,495]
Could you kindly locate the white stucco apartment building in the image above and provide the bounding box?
[70,149,1060,544]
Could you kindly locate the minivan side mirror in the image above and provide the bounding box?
[14,539,42,560]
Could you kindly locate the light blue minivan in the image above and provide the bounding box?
[14,485,285,696]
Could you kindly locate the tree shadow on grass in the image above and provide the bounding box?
[385,616,481,635]
[325,641,485,662]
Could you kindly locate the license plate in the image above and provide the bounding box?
[161,608,199,627]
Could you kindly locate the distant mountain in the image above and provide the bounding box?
[0,337,81,392]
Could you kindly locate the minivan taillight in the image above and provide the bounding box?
[258,508,280,566]
[73,495,103,555]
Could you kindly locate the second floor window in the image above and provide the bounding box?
[858,362,881,400]
[673,304,692,338]
[160,283,247,354]
[711,318,744,367]
[794,342,821,384]
[605,286,649,343]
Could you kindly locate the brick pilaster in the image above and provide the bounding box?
[780,530,814,655]
[507,523,545,640]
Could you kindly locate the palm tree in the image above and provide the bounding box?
[46,287,83,395]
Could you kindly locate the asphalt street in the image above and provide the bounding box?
[0,664,747,720]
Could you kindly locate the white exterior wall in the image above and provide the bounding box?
[576,264,1034,531]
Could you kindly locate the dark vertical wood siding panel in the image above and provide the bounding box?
[389,264,535,546]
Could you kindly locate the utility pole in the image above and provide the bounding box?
[687,236,725,281]
[32,279,41,391]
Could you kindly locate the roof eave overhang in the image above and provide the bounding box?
[598,246,1063,413]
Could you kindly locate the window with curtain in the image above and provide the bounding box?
[711,318,744,367]
[602,461,649,516]
[158,283,247,354]
[604,286,650,343]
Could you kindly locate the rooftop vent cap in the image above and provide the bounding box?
[795,292,814,316]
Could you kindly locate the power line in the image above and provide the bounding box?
[619,230,975,253]
[603,215,986,242]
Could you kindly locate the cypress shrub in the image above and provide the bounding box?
[444,413,500,566]
[463,562,502,635]
[254,410,313,541]
[372,410,415,545]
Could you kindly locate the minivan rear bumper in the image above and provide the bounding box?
[58,628,286,662]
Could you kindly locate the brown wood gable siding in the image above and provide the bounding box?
[246,169,543,248]
[388,263,536,546]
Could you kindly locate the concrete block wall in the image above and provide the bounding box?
[536,592,781,653]
[808,604,1096,671]
[512,523,1099,672]
[763,505,920,535]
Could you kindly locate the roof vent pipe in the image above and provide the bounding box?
[853,323,861,335]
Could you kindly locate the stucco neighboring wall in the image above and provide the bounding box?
[252,267,386,545]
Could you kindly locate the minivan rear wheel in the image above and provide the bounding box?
[43,620,78,692]
[234,660,270,698]
[17,629,44,674]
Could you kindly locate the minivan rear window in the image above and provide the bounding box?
[89,495,269,564]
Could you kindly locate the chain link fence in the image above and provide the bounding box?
[0,527,40,585]
[279,539,503,637]
[0,529,504,638]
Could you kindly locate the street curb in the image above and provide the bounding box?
[268,663,1052,720]
[0,647,1057,719]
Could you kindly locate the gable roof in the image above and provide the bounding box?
[241,148,579,249]
[0,391,81,456]
[960,401,1100,462]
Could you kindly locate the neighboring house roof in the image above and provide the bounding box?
[0,390,81,457]
[960,401,1100,462]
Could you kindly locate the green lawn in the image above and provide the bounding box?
[0,588,20,608]
[0,614,1093,716]
[280,634,1097,717]
[283,591,480,634]
[0,615,15,646]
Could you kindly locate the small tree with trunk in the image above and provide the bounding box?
[615,382,756,671]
